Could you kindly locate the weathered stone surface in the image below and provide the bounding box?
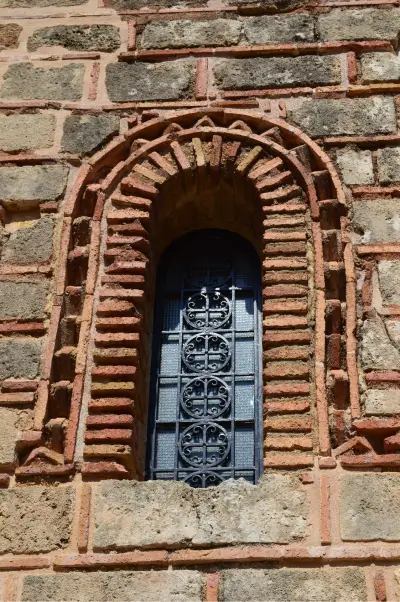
[141,19,241,49]
[106,60,194,102]
[364,389,400,415]
[221,568,367,601]
[0,408,31,468]
[361,318,400,371]
[318,8,400,41]
[353,199,400,243]
[22,571,202,602]
[0,0,87,5]
[0,281,49,319]
[377,147,400,184]
[0,63,84,101]
[61,114,120,155]
[0,486,74,553]
[195,476,308,545]
[378,261,400,304]
[213,56,341,90]
[0,114,55,153]
[2,218,54,264]
[0,338,41,380]
[244,14,314,44]
[94,477,309,549]
[94,480,197,549]
[0,24,22,50]
[28,25,120,53]
[361,52,400,83]
[288,97,396,137]
[0,165,69,210]
[341,474,400,540]
[335,148,374,186]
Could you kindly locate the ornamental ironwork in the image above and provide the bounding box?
[147,230,262,487]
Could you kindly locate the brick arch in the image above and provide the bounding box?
[15,109,358,481]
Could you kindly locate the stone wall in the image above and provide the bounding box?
[0,0,400,600]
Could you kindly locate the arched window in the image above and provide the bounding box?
[147,229,262,487]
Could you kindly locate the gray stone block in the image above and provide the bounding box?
[61,114,120,155]
[141,19,242,49]
[0,281,49,319]
[0,63,84,101]
[0,486,74,553]
[353,199,400,243]
[364,389,400,415]
[0,408,31,468]
[0,338,42,380]
[341,474,400,540]
[335,148,374,186]
[28,25,120,53]
[0,24,22,50]
[213,56,341,90]
[318,8,400,41]
[288,97,396,137]
[378,260,400,304]
[106,60,195,102]
[221,568,367,601]
[0,114,55,152]
[377,147,400,184]
[2,218,54,264]
[93,477,309,549]
[22,571,202,602]
[361,52,400,83]
[0,165,69,210]
[244,14,314,44]
[361,318,400,371]
[94,480,198,549]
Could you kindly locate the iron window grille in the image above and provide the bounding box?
[147,230,263,488]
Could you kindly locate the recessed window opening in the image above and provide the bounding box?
[147,229,263,488]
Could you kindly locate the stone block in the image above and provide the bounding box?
[61,114,120,155]
[361,318,400,371]
[0,280,49,319]
[364,389,400,415]
[377,147,400,184]
[213,56,341,90]
[0,165,69,210]
[0,0,87,5]
[361,52,400,83]
[0,485,74,553]
[2,218,54,264]
[0,338,41,380]
[0,114,55,152]
[288,97,396,137]
[341,474,400,540]
[0,63,84,101]
[0,408,31,468]
[106,60,195,102]
[318,8,400,41]
[244,14,314,44]
[141,19,242,49]
[221,568,367,601]
[353,199,400,243]
[28,25,120,53]
[93,480,198,549]
[378,261,400,304]
[0,24,22,50]
[22,571,202,602]
[93,476,309,549]
[335,148,374,186]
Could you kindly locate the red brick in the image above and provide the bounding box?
[87,414,133,428]
[0,392,34,405]
[89,398,133,413]
[263,362,309,380]
[263,316,308,329]
[54,551,168,569]
[264,383,310,396]
[264,346,309,361]
[78,483,92,554]
[263,454,313,468]
[264,417,312,432]
[1,380,38,392]
[95,333,140,346]
[262,284,307,298]
[263,332,311,346]
[263,259,307,270]
[82,461,129,478]
[320,475,331,546]
[263,301,307,314]
[265,436,313,451]
[206,573,219,602]
[91,365,137,378]
[263,271,308,284]
[264,399,310,414]
[85,429,132,444]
